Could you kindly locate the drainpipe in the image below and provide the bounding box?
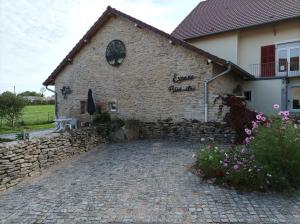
[204,63,232,122]
[45,85,58,119]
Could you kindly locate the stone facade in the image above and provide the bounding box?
[139,120,235,143]
[54,16,243,122]
[0,128,105,191]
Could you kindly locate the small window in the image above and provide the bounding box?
[244,91,252,102]
[80,101,86,114]
[108,102,117,112]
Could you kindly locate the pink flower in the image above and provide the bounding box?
[237,161,243,165]
[252,121,258,129]
[278,111,290,118]
[273,104,280,110]
[261,116,266,122]
[283,111,290,117]
[245,137,251,144]
[244,128,252,135]
[283,116,289,121]
[233,164,240,170]
[223,163,228,167]
[256,114,262,120]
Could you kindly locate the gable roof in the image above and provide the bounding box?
[172,0,300,40]
[43,6,254,86]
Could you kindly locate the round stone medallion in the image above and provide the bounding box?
[105,40,126,66]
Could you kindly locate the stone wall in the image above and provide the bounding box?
[139,120,235,143]
[0,128,105,191]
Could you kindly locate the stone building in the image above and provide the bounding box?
[43,7,253,123]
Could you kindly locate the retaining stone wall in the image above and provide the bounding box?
[0,128,105,191]
[139,120,235,143]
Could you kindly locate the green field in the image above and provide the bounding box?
[0,105,55,134]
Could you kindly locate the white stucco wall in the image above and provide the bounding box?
[243,79,284,115]
[188,18,300,74]
[189,31,239,64]
[239,19,300,74]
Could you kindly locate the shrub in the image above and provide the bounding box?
[0,91,26,127]
[195,104,300,193]
[250,116,300,191]
[92,106,125,137]
[221,95,257,143]
[196,144,224,178]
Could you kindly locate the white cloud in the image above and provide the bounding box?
[0,0,199,95]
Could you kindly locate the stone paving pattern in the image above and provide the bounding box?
[0,140,299,223]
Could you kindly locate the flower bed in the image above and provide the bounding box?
[195,104,300,193]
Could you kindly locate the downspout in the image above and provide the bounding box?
[45,85,58,119]
[204,63,232,122]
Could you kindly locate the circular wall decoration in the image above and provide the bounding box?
[105,40,126,66]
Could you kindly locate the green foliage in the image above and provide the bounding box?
[18,91,42,97]
[92,107,125,137]
[196,145,224,178]
[0,105,55,134]
[0,138,13,143]
[93,110,111,137]
[251,118,300,191]
[0,91,26,127]
[221,95,257,143]
[195,116,300,193]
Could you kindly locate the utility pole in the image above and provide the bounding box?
[13,86,16,95]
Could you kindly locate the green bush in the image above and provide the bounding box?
[196,145,224,178]
[251,117,300,191]
[195,105,300,193]
[92,107,125,137]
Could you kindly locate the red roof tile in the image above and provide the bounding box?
[172,0,300,40]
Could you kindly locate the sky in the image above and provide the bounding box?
[0,0,200,96]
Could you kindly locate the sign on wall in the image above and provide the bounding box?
[168,73,196,93]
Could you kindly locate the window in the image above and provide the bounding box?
[244,91,252,102]
[277,42,300,76]
[80,101,86,114]
[278,49,288,72]
[291,87,300,110]
[108,102,117,112]
[290,48,300,71]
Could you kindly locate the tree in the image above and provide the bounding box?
[18,91,42,97]
[0,99,5,126]
[0,91,26,128]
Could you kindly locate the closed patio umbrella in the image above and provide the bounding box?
[87,89,96,116]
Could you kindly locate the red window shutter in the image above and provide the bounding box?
[261,45,275,77]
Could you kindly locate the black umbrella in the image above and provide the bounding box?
[87,89,96,115]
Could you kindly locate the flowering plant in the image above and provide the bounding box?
[195,104,300,193]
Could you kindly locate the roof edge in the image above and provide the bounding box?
[181,16,300,41]
[43,6,252,85]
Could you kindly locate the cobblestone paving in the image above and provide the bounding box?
[0,140,300,223]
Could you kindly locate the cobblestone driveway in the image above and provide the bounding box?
[0,140,300,223]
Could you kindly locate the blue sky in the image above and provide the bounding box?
[0,0,200,96]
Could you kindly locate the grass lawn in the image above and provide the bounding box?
[0,105,55,134]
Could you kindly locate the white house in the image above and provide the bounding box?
[173,0,300,116]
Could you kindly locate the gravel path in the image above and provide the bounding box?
[0,129,55,140]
